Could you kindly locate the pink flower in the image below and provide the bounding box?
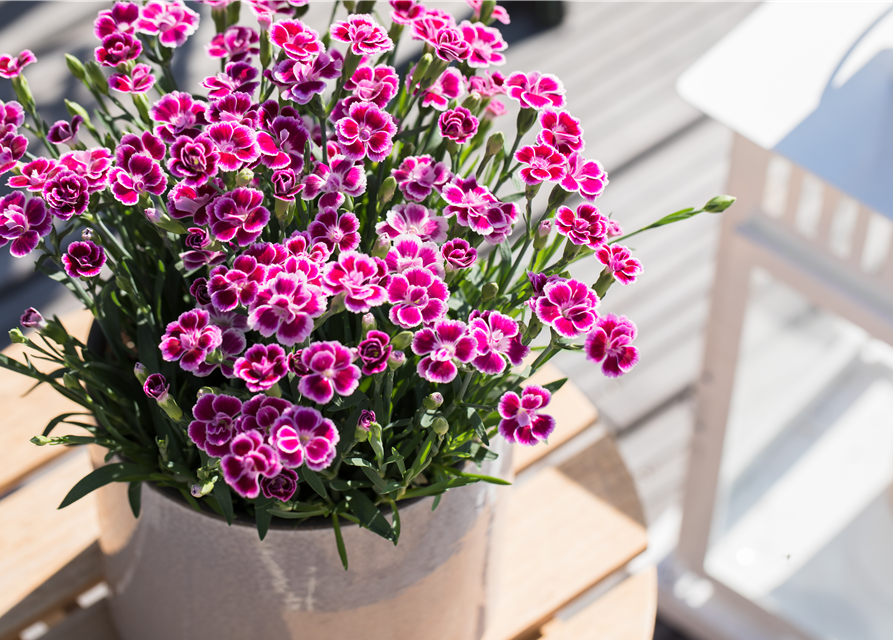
[266,49,343,105]
[439,107,478,144]
[537,110,584,156]
[188,393,244,458]
[0,193,51,257]
[109,151,167,206]
[207,25,260,63]
[484,99,507,120]
[269,406,340,471]
[387,267,449,328]
[94,2,140,39]
[391,155,451,202]
[167,135,219,187]
[285,231,331,264]
[240,395,291,433]
[466,70,506,97]
[458,20,506,68]
[441,238,477,271]
[358,409,376,431]
[345,64,399,108]
[330,14,393,56]
[309,208,360,253]
[412,319,478,384]
[432,27,471,63]
[59,148,113,193]
[301,155,366,200]
[256,115,309,171]
[208,255,266,311]
[160,309,223,372]
[43,170,90,219]
[249,272,325,345]
[321,251,387,313]
[376,203,448,243]
[116,131,165,163]
[585,314,639,378]
[441,175,518,244]
[208,92,258,127]
[560,153,608,201]
[0,99,24,135]
[136,0,200,48]
[221,430,282,498]
[47,116,84,145]
[168,181,219,224]
[497,386,555,446]
[95,33,142,66]
[335,102,396,162]
[181,249,226,271]
[0,50,36,79]
[466,0,510,24]
[385,234,444,278]
[108,63,156,93]
[151,91,208,143]
[555,203,609,248]
[595,244,643,285]
[202,62,259,100]
[514,144,566,185]
[390,0,424,25]
[506,71,566,110]
[209,188,270,246]
[298,341,361,404]
[206,122,261,171]
[411,11,455,44]
[261,467,298,501]
[415,67,464,111]
[270,20,322,63]
[271,169,305,202]
[534,278,599,338]
[0,131,28,174]
[356,330,392,376]
[234,343,288,392]
[62,241,107,278]
[194,315,248,379]
[468,310,529,375]
[8,158,60,192]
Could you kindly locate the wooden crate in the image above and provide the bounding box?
[0,310,655,640]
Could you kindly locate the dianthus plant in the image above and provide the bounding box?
[0,0,733,564]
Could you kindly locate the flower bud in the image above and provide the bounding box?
[145,207,187,234]
[388,350,406,370]
[342,0,356,11]
[562,238,581,260]
[308,94,327,119]
[423,392,444,410]
[11,74,35,112]
[260,28,272,68]
[432,416,449,435]
[359,410,376,432]
[65,54,87,81]
[412,53,433,87]
[547,185,571,213]
[362,313,377,333]
[391,331,413,350]
[371,234,390,259]
[461,93,481,112]
[236,168,254,187]
[525,181,541,200]
[9,328,27,344]
[31,435,52,446]
[20,307,46,330]
[143,373,169,403]
[132,92,151,125]
[81,228,94,242]
[133,362,149,384]
[275,197,294,225]
[481,282,499,301]
[357,0,376,12]
[704,195,736,213]
[533,219,552,250]
[485,131,504,158]
[480,0,497,23]
[378,176,397,206]
[329,293,346,315]
[191,481,214,497]
[63,372,80,390]
[85,60,108,95]
[516,107,537,137]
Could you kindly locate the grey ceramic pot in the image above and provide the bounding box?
[93,441,511,640]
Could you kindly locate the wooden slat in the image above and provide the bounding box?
[0,309,93,496]
[41,599,120,640]
[0,450,101,640]
[539,568,658,640]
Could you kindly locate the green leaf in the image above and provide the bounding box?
[302,468,328,500]
[543,377,568,394]
[388,448,406,476]
[359,466,389,492]
[332,512,349,570]
[431,494,442,511]
[343,456,375,469]
[268,508,329,519]
[345,490,395,542]
[214,479,234,525]
[328,479,372,491]
[59,462,153,509]
[255,497,274,540]
[501,191,526,203]
[127,482,141,518]
[400,476,477,499]
[468,408,488,446]
[442,467,511,485]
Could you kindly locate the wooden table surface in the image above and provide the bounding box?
[0,310,655,640]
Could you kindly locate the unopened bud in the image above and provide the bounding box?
[63,372,80,390]
[342,0,356,11]
[533,219,551,250]
[20,307,46,330]
[371,234,390,259]
[145,207,187,234]
[461,93,481,112]
[357,0,376,12]
[133,362,149,384]
[481,282,499,301]
[516,107,537,137]
[392,331,413,350]
[329,293,346,315]
[388,350,406,370]
[65,54,87,81]
[236,168,254,187]
[81,228,94,242]
[562,238,582,260]
[704,195,736,213]
[432,416,449,435]
[308,94,327,119]
[362,313,377,333]
[525,181,541,200]
[485,131,504,158]
[480,0,497,23]
[423,392,444,410]
[31,435,52,446]
[260,28,272,68]
[275,197,294,225]
[131,92,151,125]
[378,176,397,206]
[9,328,27,344]
[85,60,108,95]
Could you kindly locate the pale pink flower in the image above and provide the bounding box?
[297,341,361,404]
[269,405,340,471]
[7,158,60,192]
[151,91,208,143]
[207,25,260,63]
[301,155,366,200]
[376,203,448,243]
[560,153,608,201]
[136,0,200,48]
[391,155,451,202]
[248,272,326,345]
[0,50,36,79]
[555,203,609,248]
[388,267,449,328]
[94,2,140,39]
[416,67,464,111]
[385,234,445,279]
[390,0,424,25]
[108,63,156,93]
[468,310,529,375]
[439,107,478,144]
[309,209,360,253]
[335,102,396,162]
[537,110,584,156]
[202,62,259,99]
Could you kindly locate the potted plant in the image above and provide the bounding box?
[0,1,733,638]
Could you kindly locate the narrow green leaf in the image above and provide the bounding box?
[345,490,395,542]
[542,377,568,394]
[268,508,329,519]
[255,497,274,540]
[127,482,141,518]
[442,467,511,485]
[59,462,153,509]
[302,468,328,500]
[332,513,349,570]
[214,479,234,525]
[328,479,372,491]
[343,456,375,468]
[400,476,476,499]
[468,408,488,446]
[431,494,442,511]
[359,466,390,492]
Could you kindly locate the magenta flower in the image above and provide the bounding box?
[206,122,260,172]
[330,14,393,56]
[432,27,471,63]
[261,468,299,502]
[466,70,507,97]
[309,209,360,253]
[321,251,387,313]
[95,32,142,66]
[387,267,449,328]
[377,203,448,244]
[269,406,340,471]
[555,203,609,248]
[390,0,424,24]
[266,49,343,105]
[160,309,223,372]
[285,231,331,264]
[168,181,219,224]
[391,156,451,203]
[412,319,478,384]
[202,62,259,99]
[167,135,219,187]
[193,316,248,378]
[485,99,507,120]
[537,110,584,156]
[298,341,361,404]
[459,20,506,68]
[441,175,518,244]
[0,99,24,135]
[271,169,305,202]
[136,0,200,48]
[497,386,555,446]
[596,244,643,285]
[0,50,36,79]
[181,249,226,271]
[62,241,106,278]
[240,395,291,433]
[336,102,396,163]
[248,273,326,345]
[207,25,260,63]
[0,131,27,174]
[441,238,477,271]
[417,67,464,111]
[188,393,244,458]
[46,116,84,146]
[356,330,392,376]
[143,373,169,402]
[109,152,167,206]
[439,107,478,144]
[514,144,566,185]
[20,307,46,330]
[0,193,51,257]
[190,277,211,306]
[256,116,309,171]
[43,170,90,219]
[345,64,399,108]
[301,155,366,200]
[8,158,59,192]
[358,409,376,431]
[535,278,599,338]
[209,188,270,246]
[208,92,258,128]
[208,255,266,311]
[108,63,156,93]
[385,234,444,278]
[270,20,322,63]
[234,343,288,392]
[585,314,639,378]
[468,310,530,375]
[117,131,166,163]
[221,430,283,498]
[59,148,113,193]
[411,11,455,44]
[560,153,608,201]
[506,71,566,110]
[151,92,208,143]
[94,2,140,39]
[467,0,511,24]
